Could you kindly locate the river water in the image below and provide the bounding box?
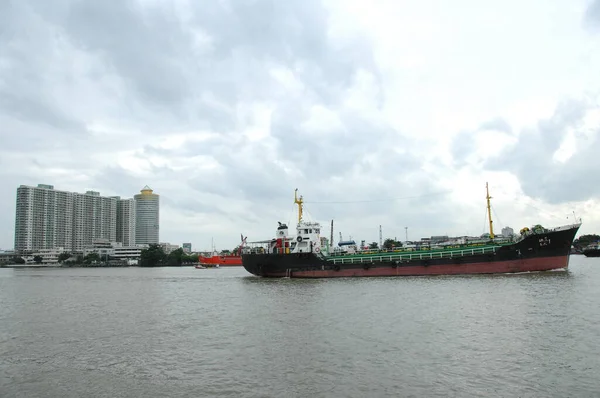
[1,256,599,398]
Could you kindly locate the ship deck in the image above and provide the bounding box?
[325,244,501,265]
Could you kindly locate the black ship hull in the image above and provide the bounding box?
[242,224,580,278]
[583,249,600,258]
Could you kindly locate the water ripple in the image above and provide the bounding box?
[1,260,600,397]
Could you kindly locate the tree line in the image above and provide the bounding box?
[367,239,403,250]
[573,234,600,250]
[8,246,200,267]
[139,244,199,267]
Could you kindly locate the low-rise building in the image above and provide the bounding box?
[82,240,148,263]
[0,250,16,265]
[32,247,65,264]
[160,242,180,254]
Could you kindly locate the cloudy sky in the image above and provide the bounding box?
[1,0,600,251]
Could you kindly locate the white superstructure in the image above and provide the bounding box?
[265,190,325,255]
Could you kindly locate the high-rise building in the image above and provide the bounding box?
[14,184,70,252]
[72,191,117,250]
[182,243,192,253]
[14,184,117,253]
[116,198,136,246]
[135,186,160,245]
[501,226,514,237]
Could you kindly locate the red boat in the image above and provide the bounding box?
[198,235,247,267]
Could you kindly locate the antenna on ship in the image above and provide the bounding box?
[570,211,583,224]
[485,182,495,239]
[294,189,304,224]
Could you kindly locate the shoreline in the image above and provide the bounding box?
[0,264,206,268]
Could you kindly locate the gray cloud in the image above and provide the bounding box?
[450,117,512,168]
[92,166,145,198]
[64,1,195,106]
[20,0,380,134]
[584,0,600,30]
[0,2,90,147]
[450,130,477,168]
[478,118,512,134]
[0,93,85,134]
[484,99,598,204]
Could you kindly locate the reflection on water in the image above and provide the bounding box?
[1,258,599,397]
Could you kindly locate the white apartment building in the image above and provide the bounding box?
[14,184,117,253]
[113,244,148,260]
[14,184,161,254]
[135,186,159,245]
[116,197,136,246]
[72,190,117,250]
[82,239,148,262]
[32,247,65,264]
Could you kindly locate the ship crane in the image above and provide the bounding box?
[294,188,304,224]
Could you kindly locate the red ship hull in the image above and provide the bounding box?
[198,254,242,266]
[248,255,570,278]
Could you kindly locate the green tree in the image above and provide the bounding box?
[368,242,378,249]
[33,255,43,264]
[182,254,198,263]
[383,238,403,250]
[139,244,167,267]
[574,234,600,249]
[166,248,185,266]
[83,252,100,265]
[58,252,71,263]
[11,256,25,264]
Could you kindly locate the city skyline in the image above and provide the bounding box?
[10,181,524,254]
[13,183,161,253]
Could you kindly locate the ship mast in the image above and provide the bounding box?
[486,182,495,239]
[294,188,304,224]
[330,220,334,247]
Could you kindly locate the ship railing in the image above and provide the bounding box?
[328,246,498,265]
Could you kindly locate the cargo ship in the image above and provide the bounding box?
[241,185,581,278]
[198,235,247,267]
